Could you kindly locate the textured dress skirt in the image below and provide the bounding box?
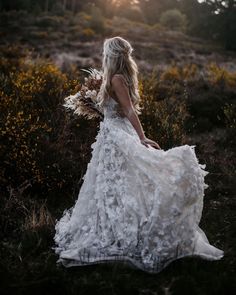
[52,97,224,273]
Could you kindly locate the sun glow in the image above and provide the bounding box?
[112,0,138,7]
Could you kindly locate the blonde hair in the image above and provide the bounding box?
[97,36,141,114]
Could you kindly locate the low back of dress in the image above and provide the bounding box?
[103,96,120,119]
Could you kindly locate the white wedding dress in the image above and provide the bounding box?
[52,96,224,273]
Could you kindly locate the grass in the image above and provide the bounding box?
[1,130,235,295]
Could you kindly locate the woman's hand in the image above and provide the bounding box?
[140,136,161,149]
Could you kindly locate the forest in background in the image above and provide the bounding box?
[0,0,236,294]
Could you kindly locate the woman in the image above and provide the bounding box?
[52,36,224,273]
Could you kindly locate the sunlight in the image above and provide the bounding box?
[112,0,138,6]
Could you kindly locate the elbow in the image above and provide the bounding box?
[124,106,135,119]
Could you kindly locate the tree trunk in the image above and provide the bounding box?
[63,0,67,11]
[224,1,236,50]
[71,0,76,13]
[45,0,49,12]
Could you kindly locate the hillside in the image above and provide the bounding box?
[1,11,236,73]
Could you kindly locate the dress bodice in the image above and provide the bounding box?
[103,96,138,138]
[103,96,123,119]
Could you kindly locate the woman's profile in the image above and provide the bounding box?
[52,36,224,273]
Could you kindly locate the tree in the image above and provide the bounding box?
[44,0,49,12]
[160,8,187,31]
[138,0,180,24]
[203,0,236,50]
[89,5,105,34]
[179,0,236,50]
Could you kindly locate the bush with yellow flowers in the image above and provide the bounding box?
[139,68,190,149]
[1,46,235,198]
[206,62,236,90]
[0,46,98,197]
[223,102,236,138]
[139,62,236,147]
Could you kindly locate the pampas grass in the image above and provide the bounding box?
[63,68,104,119]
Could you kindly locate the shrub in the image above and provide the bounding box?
[0,46,91,195]
[223,102,236,138]
[22,200,54,231]
[88,6,105,34]
[206,62,236,90]
[76,11,92,25]
[116,5,145,23]
[82,28,95,37]
[35,15,63,28]
[1,45,235,197]
[139,69,190,149]
[160,9,187,32]
[29,31,49,39]
[150,23,165,32]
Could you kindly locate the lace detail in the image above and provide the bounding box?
[52,96,224,273]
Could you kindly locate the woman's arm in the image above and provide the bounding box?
[111,75,161,149]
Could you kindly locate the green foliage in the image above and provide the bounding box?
[35,15,63,28]
[0,46,98,195]
[160,8,187,32]
[180,0,236,50]
[206,62,236,89]
[115,4,145,23]
[1,45,235,196]
[139,0,178,25]
[88,5,105,34]
[139,70,190,149]
[138,62,236,140]
[223,102,236,136]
